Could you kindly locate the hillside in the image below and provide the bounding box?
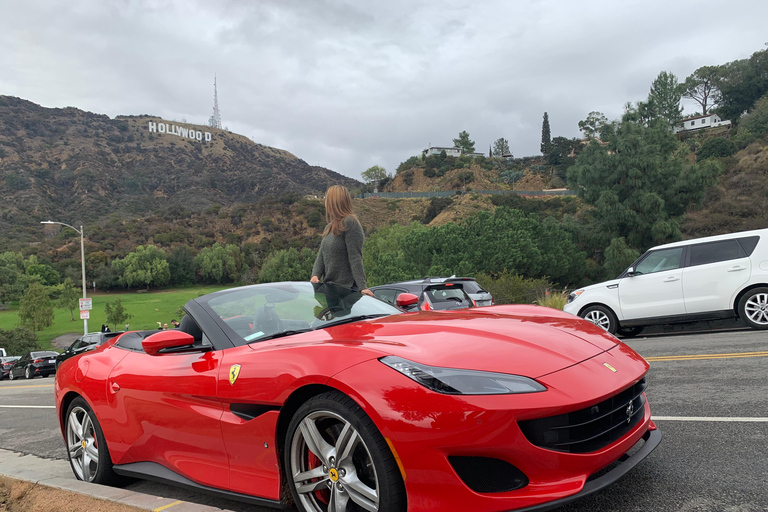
[383,156,558,194]
[0,96,360,242]
[682,140,768,237]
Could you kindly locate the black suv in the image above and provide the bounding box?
[56,331,124,370]
[370,277,488,311]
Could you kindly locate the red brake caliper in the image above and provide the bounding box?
[307,451,330,505]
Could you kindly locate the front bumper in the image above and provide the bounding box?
[512,427,662,511]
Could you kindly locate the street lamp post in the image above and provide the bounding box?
[41,221,88,335]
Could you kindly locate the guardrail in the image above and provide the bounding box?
[356,190,577,199]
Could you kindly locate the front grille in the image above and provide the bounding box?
[519,378,646,453]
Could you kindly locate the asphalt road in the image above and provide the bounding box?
[1,329,767,512]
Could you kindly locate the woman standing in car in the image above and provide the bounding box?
[310,185,373,296]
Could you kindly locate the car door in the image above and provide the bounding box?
[12,353,30,378]
[618,247,686,320]
[106,320,230,490]
[682,239,751,314]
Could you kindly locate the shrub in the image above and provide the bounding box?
[475,271,553,305]
[696,137,738,160]
[535,290,569,310]
[422,197,453,223]
[403,170,414,186]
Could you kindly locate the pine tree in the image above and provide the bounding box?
[452,131,475,154]
[489,145,492,157]
[540,112,552,155]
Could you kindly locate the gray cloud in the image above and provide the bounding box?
[2,0,766,180]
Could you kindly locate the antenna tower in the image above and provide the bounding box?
[208,75,222,129]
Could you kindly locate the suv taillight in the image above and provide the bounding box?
[421,301,431,311]
[33,358,44,363]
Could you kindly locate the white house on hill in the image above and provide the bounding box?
[422,146,462,157]
[674,113,731,133]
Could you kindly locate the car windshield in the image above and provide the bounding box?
[199,282,402,346]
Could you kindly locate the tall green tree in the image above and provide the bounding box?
[452,131,475,154]
[168,245,196,285]
[361,165,388,184]
[679,65,722,116]
[19,282,54,333]
[257,248,315,283]
[112,245,171,290]
[488,145,492,158]
[717,49,768,121]
[568,110,723,250]
[578,111,608,139]
[57,277,79,321]
[647,71,683,127]
[492,138,511,157]
[105,299,132,331]
[541,112,552,155]
[193,243,242,284]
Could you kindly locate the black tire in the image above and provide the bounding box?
[617,326,644,338]
[24,366,34,379]
[738,287,768,330]
[580,305,618,334]
[64,397,119,485]
[285,391,406,512]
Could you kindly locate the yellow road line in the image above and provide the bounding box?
[0,384,54,389]
[154,501,183,512]
[646,351,768,362]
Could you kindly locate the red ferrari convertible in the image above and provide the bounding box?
[55,282,661,512]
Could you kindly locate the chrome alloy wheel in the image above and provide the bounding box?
[744,293,768,326]
[290,410,380,512]
[584,309,612,331]
[66,406,100,482]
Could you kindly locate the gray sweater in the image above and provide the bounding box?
[312,217,367,290]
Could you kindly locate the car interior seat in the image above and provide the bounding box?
[253,304,281,337]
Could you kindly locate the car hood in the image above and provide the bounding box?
[306,305,622,378]
[578,278,621,293]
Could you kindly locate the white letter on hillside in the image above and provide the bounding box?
[196,131,202,141]
[158,123,166,133]
[148,121,157,132]
[179,127,189,138]
[205,132,212,142]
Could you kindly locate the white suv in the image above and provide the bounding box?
[564,228,768,335]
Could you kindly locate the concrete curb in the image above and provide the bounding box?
[0,449,230,511]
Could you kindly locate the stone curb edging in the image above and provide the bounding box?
[0,449,226,511]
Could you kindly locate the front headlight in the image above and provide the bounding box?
[567,289,585,304]
[380,356,546,395]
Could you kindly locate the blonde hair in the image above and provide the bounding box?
[323,185,359,236]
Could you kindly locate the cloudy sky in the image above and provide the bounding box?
[2,0,767,180]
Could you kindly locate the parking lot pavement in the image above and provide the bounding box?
[1,329,767,511]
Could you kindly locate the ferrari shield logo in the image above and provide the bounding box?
[229,364,241,385]
[602,362,618,373]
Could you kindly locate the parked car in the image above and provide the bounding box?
[56,332,124,370]
[0,356,20,380]
[0,348,6,357]
[8,351,59,380]
[56,281,660,512]
[564,228,768,335]
[370,276,492,310]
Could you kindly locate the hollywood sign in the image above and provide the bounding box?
[147,121,212,142]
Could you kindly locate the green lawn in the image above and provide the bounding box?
[0,286,230,351]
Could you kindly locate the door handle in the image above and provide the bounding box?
[727,266,746,272]
[110,381,120,393]
[663,276,680,282]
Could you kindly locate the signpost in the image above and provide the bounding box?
[79,298,92,311]
[80,310,90,320]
